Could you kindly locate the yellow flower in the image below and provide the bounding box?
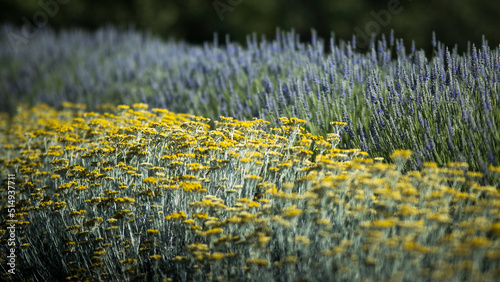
[423,162,438,168]
[205,228,224,235]
[209,252,225,260]
[149,254,161,260]
[166,211,187,220]
[246,258,269,266]
[282,205,302,218]
[147,229,160,235]
[294,236,311,245]
[132,103,149,110]
[244,174,263,181]
[249,201,260,208]
[390,150,413,161]
[192,212,209,219]
[240,158,252,163]
[70,210,86,217]
[489,165,500,173]
[94,250,106,256]
[289,117,307,125]
[491,223,500,236]
[143,177,158,185]
[466,171,483,178]
[330,121,347,127]
[52,201,67,211]
[75,185,88,191]
[372,219,396,228]
[70,165,86,173]
[183,219,196,225]
[152,108,169,114]
[180,181,205,192]
[469,237,491,248]
[314,218,331,225]
[66,224,81,230]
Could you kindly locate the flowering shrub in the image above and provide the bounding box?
[1,26,499,176]
[1,104,499,281]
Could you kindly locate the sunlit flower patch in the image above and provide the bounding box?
[0,104,499,281]
[2,27,498,178]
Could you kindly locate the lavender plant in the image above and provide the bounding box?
[0,26,499,178]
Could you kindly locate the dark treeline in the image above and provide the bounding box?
[1,0,499,53]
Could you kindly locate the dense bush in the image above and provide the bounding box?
[1,26,499,178]
[1,104,499,281]
[1,24,500,281]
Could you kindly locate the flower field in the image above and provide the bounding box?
[1,27,500,281]
[1,27,499,174]
[0,103,499,281]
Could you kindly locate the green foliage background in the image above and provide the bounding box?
[1,0,499,52]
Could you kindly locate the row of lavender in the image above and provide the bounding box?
[1,25,499,177]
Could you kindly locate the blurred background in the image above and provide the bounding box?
[1,0,499,53]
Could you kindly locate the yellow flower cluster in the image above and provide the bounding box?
[0,103,499,281]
